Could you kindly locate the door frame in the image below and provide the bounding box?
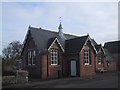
[70,59,77,76]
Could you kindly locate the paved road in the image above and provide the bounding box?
[31,75,118,88]
[53,76,118,88]
[3,73,118,88]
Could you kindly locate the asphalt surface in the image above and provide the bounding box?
[30,75,118,88]
[53,76,118,88]
[3,72,119,88]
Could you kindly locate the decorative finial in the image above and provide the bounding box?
[28,25,31,30]
[87,33,89,36]
[29,25,31,28]
[58,17,63,30]
[57,17,66,40]
[60,17,61,24]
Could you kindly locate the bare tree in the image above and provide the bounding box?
[2,41,22,60]
[2,41,23,75]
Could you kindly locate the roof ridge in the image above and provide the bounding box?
[66,35,88,41]
[29,26,79,38]
[29,26,58,34]
[63,33,79,37]
[104,40,120,44]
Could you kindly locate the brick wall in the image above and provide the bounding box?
[95,48,108,71]
[42,40,63,79]
[22,32,42,78]
[64,53,79,77]
[108,61,117,71]
[80,44,96,77]
[95,56,104,70]
[42,54,48,79]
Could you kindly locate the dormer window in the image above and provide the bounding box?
[51,49,58,65]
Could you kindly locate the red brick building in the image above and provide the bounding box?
[104,41,120,71]
[91,41,107,72]
[21,23,108,79]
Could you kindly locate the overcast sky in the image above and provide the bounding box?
[1,2,118,54]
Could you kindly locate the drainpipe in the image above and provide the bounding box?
[46,50,50,78]
[79,53,81,77]
[47,54,49,77]
[61,52,63,77]
[94,54,97,72]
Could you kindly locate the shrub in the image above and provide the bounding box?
[2,70,16,76]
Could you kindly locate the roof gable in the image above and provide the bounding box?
[82,36,97,54]
[65,35,88,53]
[22,26,100,54]
[47,37,56,49]
[91,39,105,54]
[96,45,106,55]
[104,40,120,54]
[91,39,98,45]
[30,27,57,53]
[65,35,97,54]
[26,26,77,53]
[48,37,64,52]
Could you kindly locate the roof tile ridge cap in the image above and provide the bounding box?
[29,26,40,30]
[67,35,88,40]
[105,40,120,44]
[29,26,57,33]
[41,29,57,34]
[63,33,79,37]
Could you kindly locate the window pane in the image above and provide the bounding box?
[33,50,35,56]
[98,56,101,64]
[28,51,31,65]
[84,49,89,65]
[32,50,36,65]
[51,49,58,65]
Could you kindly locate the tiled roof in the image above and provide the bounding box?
[29,26,78,53]
[104,41,120,54]
[91,39,98,45]
[47,37,56,49]
[25,26,101,54]
[65,35,89,53]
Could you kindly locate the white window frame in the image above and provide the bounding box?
[32,50,36,65]
[84,48,89,65]
[98,56,102,64]
[28,50,36,66]
[51,49,58,65]
[28,51,31,65]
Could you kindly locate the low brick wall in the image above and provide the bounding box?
[2,70,28,85]
[2,76,16,85]
[16,70,28,84]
